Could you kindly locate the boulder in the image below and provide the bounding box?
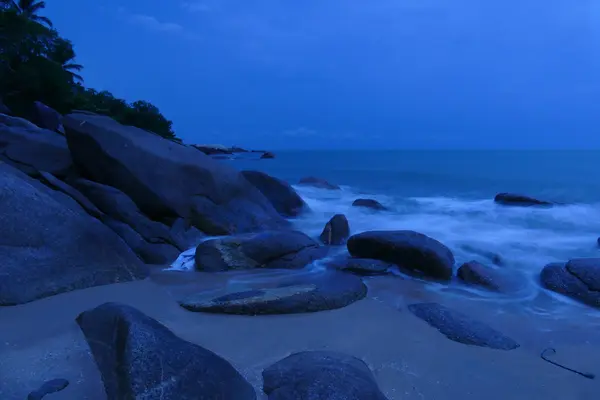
[347,231,455,281]
[408,303,519,350]
[457,261,523,293]
[30,101,65,134]
[0,163,147,306]
[0,113,72,177]
[76,302,256,399]
[299,176,340,190]
[540,260,600,308]
[169,217,205,249]
[260,151,275,159]
[37,171,103,219]
[352,198,387,211]
[242,170,308,217]
[319,214,350,245]
[262,351,388,400]
[180,270,367,315]
[494,193,553,207]
[63,113,286,235]
[326,257,394,276]
[195,230,323,271]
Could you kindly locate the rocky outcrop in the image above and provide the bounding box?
[326,256,394,276]
[352,198,387,211]
[30,101,65,134]
[63,113,287,235]
[0,113,72,177]
[299,176,340,190]
[408,303,519,350]
[37,171,103,219]
[0,163,147,306]
[191,144,233,155]
[457,261,523,293]
[76,303,256,399]
[494,193,553,207]
[260,151,275,159]
[241,170,308,217]
[319,214,350,245]
[180,270,367,315]
[540,260,600,308]
[195,230,325,271]
[263,351,388,400]
[347,230,455,281]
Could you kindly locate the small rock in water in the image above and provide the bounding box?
[260,151,275,159]
[352,198,388,211]
[326,256,394,276]
[298,176,341,190]
[262,351,389,400]
[319,214,350,245]
[541,259,600,309]
[408,303,520,350]
[457,261,523,293]
[28,379,69,400]
[494,193,553,207]
[459,244,504,266]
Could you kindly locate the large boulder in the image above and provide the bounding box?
[37,171,103,219]
[63,113,287,235]
[241,170,308,217]
[0,113,72,177]
[347,231,455,281]
[319,214,350,245]
[494,193,553,207]
[76,302,256,399]
[180,270,367,315]
[352,198,388,211]
[457,261,524,293]
[0,163,147,306]
[262,351,388,400]
[195,230,324,271]
[540,260,600,308]
[299,176,340,190]
[30,101,65,134]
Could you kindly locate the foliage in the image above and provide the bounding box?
[0,2,179,141]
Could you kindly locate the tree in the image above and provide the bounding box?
[2,0,52,27]
[48,38,83,83]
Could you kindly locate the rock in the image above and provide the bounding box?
[540,260,600,308]
[260,151,275,159]
[0,163,147,306]
[76,302,256,399]
[494,193,553,207]
[37,171,103,219]
[408,303,519,350]
[352,198,387,211]
[27,379,69,400]
[0,113,72,177]
[459,244,504,266]
[230,146,249,153]
[191,144,233,155]
[242,170,308,217]
[195,230,323,271]
[63,113,286,235]
[457,261,523,293]
[265,246,331,270]
[30,101,65,134]
[103,219,180,265]
[326,256,394,276]
[319,214,350,245]
[299,176,340,190]
[262,351,388,400]
[180,270,367,315]
[347,230,455,281]
[169,217,205,249]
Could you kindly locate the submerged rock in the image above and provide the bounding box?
[459,244,504,266]
[180,270,367,315]
[27,379,69,400]
[299,176,340,190]
[319,214,350,245]
[408,303,519,350]
[263,351,388,400]
[494,193,553,207]
[457,261,523,293]
[326,256,394,276]
[242,170,308,217]
[76,302,256,399]
[540,260,600,308]
[347,230,455,281]
[352,198,387,211]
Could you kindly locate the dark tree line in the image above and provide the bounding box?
[0,0,179,141]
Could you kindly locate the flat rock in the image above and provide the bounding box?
[180,270,367,315]
[27,379,69,400]
[242,170,308,217]
[0,163,147,305]
[76,302,256,399]
[494,193,553,207]
[347,230,455,281]
[457,261,523,293]
[352,198,388,211]
[262,351,388,400]
[63,113,286,235]
[408,303,519,350]
[195,230,322,271]
[540,261,600,308]
[326,257,394,276]
[299,176,340,190]
[319,214,350,245]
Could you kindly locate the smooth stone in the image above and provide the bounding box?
[242,170,308,217]
[540,261,600,308]
[319,214,350,245]
[566,258,600,291]
[457,261,523,293]
[494,193,553,207]
[262,351,388,400]
[326,256,394,276]
[180,270,367,315]
[408,303,520,350]
[347,230,455,281]
[298,176,340,190]
[76,302,257,400]
[352,198,387,211]
[27,379,69,400]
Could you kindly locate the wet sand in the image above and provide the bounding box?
[1,268,599,399]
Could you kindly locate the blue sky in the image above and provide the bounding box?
[44,1,600,149]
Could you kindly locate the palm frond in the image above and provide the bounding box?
[63,62,83,71]
[69,71,83,83]
[31,15,52,27]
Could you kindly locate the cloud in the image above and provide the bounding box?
[282,127,317,137]
[128,14,184,33]
[182,2,210,13]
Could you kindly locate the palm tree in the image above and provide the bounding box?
[2,0,52,27]
[49,38,83,82]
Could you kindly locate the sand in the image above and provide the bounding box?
[1,268,599,399]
